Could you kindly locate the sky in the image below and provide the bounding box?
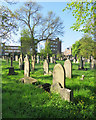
[1,0,85,52]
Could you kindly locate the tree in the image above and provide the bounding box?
[72,35,95,58]
[45,40,52,57]
[0,5,18,41]
[15,2,64,55]
[79,35,94,58]
[72,41,80,57]
[20,29,32,55]
[63,1,96,37]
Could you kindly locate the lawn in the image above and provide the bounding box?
[2,59,96,119]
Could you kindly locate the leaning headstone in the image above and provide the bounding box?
[43,59,49,75]
[15,55,18,61]
[64,59,72,79]
[8,55,15,75]
[51,64,73,102]
[24,55,30,77]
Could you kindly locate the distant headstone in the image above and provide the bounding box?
[19,54,24,70]
[43,59,49,75]
[24,55,30,77]
[15,55,18,61]
[51,63,73,102]
[31,56,35,71]
[37,55,39,64]
[64,59,72,79]
[73,59,76,63]
[6,57,9,64]
[91,59,95,69]
[80,56,84,69]
[50,57,53,63]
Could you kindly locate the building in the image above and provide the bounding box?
[1,43,21,56]
[48,38,61,54]
[63,47,72,56]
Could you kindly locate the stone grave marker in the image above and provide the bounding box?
[50,57,53,63]
[51,63,73,102]
[19,54,24,70]
[31,56,35,71]
[24,54,30,77]
[91,59,95,69]
[15,55,18,61]
[37,55,39,64]
[64,59,72,79]
[43,59,49,75]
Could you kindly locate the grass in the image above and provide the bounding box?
[2,59,96,119]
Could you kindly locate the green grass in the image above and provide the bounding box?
[2,59,96,119]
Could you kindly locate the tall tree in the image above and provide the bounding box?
[15,2,64,55]
[63,1,96,37]
[0,5,18,41]
[72,41,80,57]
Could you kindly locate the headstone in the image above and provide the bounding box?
[15,55,18,61]
[31,56,35,71]
[37,55,39,64]
[43,59,49,75]
[91,59,95,69]
[6,57,9,64]
[51,63,73,102]
[50,57,53,63]
[24,54,30,77]
[53,64,65,88]
[80,56,84,69]
[64,59,72,79]
[73,59,76,63]
[19,54,24,70]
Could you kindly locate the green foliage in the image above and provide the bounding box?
[45,40,52,57]
[72,35,95,58]
[20,29,32,55]
[39,40,52,58]
[63,1,96,35]
[2,59,95,119]
[72,41,80,57]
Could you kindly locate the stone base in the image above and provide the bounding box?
[19,77,37,84]
[50,82,73,102]
[8,67,15,75]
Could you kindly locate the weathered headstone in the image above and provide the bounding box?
[91,59,95,69]
[51,63,73,102]
[50,57,53,63]
[24,54,30,77]
[15,55,18,61]
[19,54,23,70]
[64,59,72,79]
[31,56,35,71]
[53,64,65,88]
[80,56,84,69]
[37,55,39,64]
[43,59,49,75]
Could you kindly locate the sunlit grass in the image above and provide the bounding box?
[2,59,95,119]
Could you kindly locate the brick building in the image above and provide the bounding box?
[63,47,72,56]
[48,38,61,54]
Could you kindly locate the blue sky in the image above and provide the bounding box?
[1,1,84,52]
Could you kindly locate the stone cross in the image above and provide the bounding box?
[43,59,49,75]
[64,59,72,79]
